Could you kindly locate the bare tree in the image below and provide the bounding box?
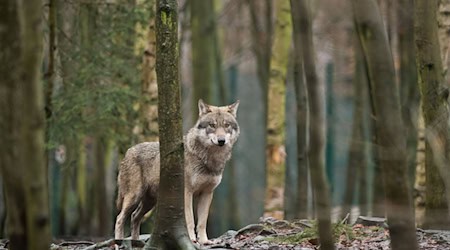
[415,0,450,229]
[288,0,309,220]
[291,0,334,249]
[265,0,292,215]
[0,0,51,249]
[146,0,196,249]
[351,0,418,249]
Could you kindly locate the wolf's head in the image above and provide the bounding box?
[193,99,240,147]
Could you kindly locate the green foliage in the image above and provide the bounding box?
[47,1,152,150]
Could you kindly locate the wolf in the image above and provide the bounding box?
[114,99,240,244]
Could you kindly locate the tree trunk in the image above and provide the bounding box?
[355,39,370,217]
[398,0,419,191]
[352,1,419,249]
[139,1,159,142]
[438,0,450,74]
[415,0,450,229]
[265,0,292,217]
[289,0,309,220]
[0,1,28,248]
[0,0,51,249]
[293,1,334,249]
[342,36,369,220]
[147,0,195,249]
[190,0,216,118]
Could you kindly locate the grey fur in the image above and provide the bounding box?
[114,100,240,244]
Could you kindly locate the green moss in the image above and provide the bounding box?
[265,221,355,245]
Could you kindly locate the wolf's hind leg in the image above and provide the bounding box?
[196,191,214,244]
[131,197,155,240]
[115,195,138,239]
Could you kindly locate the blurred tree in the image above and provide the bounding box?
[415,0,450,229]
[352,0,419,249]
[438,0,450,73]
[293,0,334,249]
[265,0,292,217]
[398,0,419,190]
[0,0,51,249]
[342,35,370,220]
[287,0,309,220]
[138,0,159,143]
[247,0,273,103]
[147,0,195,249]
[191,0,217,118]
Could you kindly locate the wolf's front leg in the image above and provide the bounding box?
[185,190,196,242]
[196,191,214,244]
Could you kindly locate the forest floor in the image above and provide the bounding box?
[7,216,447,250]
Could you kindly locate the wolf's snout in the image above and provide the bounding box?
[218,138,226,146]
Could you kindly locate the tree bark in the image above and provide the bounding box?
[265,0,292,216]
[352,0,419,249]
[289,0,309,220]
[147,0,195,249]
[415,0,450,229]
[293,1,334,249]
[0,0,51,249]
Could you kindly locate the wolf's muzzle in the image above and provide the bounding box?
[218,138,226,146]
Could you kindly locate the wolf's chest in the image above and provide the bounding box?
[189,173,222,194]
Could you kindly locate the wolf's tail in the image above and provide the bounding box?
[116,191,123,211]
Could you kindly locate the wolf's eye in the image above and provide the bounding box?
[209,123,216,128]
[224,123,230,128]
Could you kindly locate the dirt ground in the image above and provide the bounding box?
[4,217,447,250]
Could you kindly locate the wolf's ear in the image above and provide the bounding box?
[227,100,240,117]
[198,99,211,116]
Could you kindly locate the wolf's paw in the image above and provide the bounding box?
[198,238,214,245]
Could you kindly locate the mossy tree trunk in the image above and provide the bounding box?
[352,0,419,249]
[146,0,196,249]
[288,0,309,220]
[0,0,51,249]
[265,0,292,216]
[415,0,450,229]
[293,1,334,249]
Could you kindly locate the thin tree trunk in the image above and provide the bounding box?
[191,0,216,118]
[147,0,195,249]
[398,0,419,192]
[352,1,419,249]
[342,36,368,220]
[355,39,370,217]
[94,137,110,236]
[415,0,450,229]
[289,0,309,220]
[265,0,292,216]
[294,1,334,249]
[139,2,159,142]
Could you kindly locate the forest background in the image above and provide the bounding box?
[1,0,450,248]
